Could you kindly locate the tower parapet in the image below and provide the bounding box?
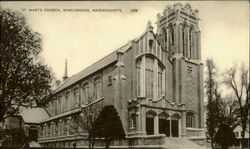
[156,3,201,60]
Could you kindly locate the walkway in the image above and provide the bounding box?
[163,137,209,149]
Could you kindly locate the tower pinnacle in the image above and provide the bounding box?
[146,20,154,32]
[63,59,68,81]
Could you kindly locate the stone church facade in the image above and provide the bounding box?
[38,3,205,148]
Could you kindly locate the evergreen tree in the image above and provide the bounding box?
[205,59,241,149]
[214,124,237,149]
[205,59,220,149]
[92,105,125,149]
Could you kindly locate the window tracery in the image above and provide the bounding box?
[136,55,164,100]
[81,82,89,104]
[130,113,137,129]
[93,76,101,100]
[186,112,194,128]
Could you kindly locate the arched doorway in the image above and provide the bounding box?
[146,111,156,135]
[28,126,38,141]
[159,112,170,137]
[171,113,181,137]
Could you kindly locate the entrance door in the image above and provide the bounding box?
[159,118,165,134]
[146,117,154,135]
[159,119,170,137]
[171,120,179,137]
[166,120,170,137]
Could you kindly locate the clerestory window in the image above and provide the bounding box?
[93,76,101,100]
[73,88,79,108]
[65,92,70,110]
[81,82,89,104]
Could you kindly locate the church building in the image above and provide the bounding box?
[38,3,206,148]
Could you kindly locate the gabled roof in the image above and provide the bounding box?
[51,22,161,96]
[53,42,132,94]
[19,107,49,124]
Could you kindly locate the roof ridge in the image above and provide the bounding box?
[76,49,118,75]
[53,75,75,92]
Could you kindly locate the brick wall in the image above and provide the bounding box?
[184,62,199,114]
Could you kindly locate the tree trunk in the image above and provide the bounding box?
[241,130,245,149]
[105,138,111,149]
[221,143,228,149]
[88,135,91,149]
[210,139,215,149]
[91,141,95,149]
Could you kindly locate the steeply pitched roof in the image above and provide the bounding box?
[54,51,117,94]
[53,42,132,94]
[19,107,49,123]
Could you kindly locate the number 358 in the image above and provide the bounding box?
[131,9,138,12]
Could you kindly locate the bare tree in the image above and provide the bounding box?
[214,95,240,149]
[217,95,240,128]
[223,64,249,149]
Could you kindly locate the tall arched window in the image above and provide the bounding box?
[130,113,137,129]
[164,29,168,51]
[51,101,54,115]
[136,59,141,96]
[169,27,174,57]
[82,82,89,104]
[158,64,163,98]
[40,125,43,138]
[186,112,194,128]
[136,56,164,100]
[145,57,154,98]
[65,92,70,110]
[149,39,153,53]
[58,96,62,113]
[188,27,193,59]
[54,98,57,115]
[93,76,101,100]
[43,124,46,138]
[47,124,50,137]
[171,28,174,45]
[73,88,79,108]
[182,27,185,56]
[55,121,58,136]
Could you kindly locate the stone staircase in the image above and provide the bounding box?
[162,137,209,149]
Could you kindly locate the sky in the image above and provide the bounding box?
[1,1,249,81]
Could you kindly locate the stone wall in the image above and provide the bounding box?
[40,135,166,148]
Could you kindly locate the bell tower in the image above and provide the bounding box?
[157,3,204,128]
[156,3,201,60]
